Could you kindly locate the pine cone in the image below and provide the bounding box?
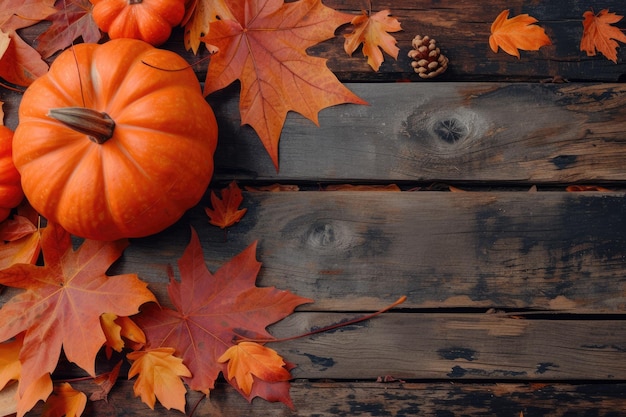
[408,35,448,79]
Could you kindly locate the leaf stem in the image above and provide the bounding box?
[235,295,407,344]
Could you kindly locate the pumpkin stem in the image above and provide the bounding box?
[48,107,115,144]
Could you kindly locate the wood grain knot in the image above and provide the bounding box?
[433,118,468,144]
[402,107,485,151]
[305,221,354,251]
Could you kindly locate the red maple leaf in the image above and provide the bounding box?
[36,0,102,59]
[202,0,366,169]
[0,222,156,413]
[204,181,247,229]
[135,227,312,406]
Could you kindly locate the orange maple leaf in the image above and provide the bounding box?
[126,348,191,412]
[205,181,247,229]
[580,9,626,63]
[0,222,156,414]
[41,382,87,417]
[135,228,312,406]
[218,342,291,395]
[489,9,551,58]
[41,383,86,417]
[202,0,367,169]
[344,10,402,72]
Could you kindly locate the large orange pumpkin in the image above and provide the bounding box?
[0,126,23,222]
[13,39,217,241]
[90,0,186,46]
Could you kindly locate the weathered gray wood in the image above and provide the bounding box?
[270,312,626,380]
[95,191,626,313]
[6,81,626,183]
[25,380,626,416]
[209,82,626,182]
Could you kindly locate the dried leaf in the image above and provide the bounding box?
[35,0,102,59]
[90,361,122,402]
[489,9,551,58]
[0,30,49,86]
[202,0,366,169]
[0,334,22,391]
[135,228,312,406]
[183,0,233,53]
[101,314,146,355]
[0,222,156,414]
[344,10,402,71]
[0,0,56,31]
[0,381,17,417]
[17,373,53,417]
[0,216,37,242]
[0,222,41,271]
[205,181,247,229]
[566,185,612,192]
[41,383,87,417]
[580,9,626,63]
[218,342,291,395]
[127,348,191,412]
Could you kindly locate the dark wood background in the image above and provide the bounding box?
[1,0,626,416]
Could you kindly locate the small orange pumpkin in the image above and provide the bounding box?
[90,0,186,46]
[13,39,217,240]
[0,126,23,222]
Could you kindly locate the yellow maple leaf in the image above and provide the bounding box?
[41,383,86,417]
[127,348,191,413]
[218,342,291,395]
[0,335,21,391]
[489,9,551,58]
[580,9,626,63]
[17,374,53,417]
[344,9,402,71]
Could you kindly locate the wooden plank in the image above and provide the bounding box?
[117,0,626,83]
[208,82,626,182]
[26,381,626,416]
[78,191,626,313]
[14,1,626,83]
[270,313,626,380]
[5,81,626,183]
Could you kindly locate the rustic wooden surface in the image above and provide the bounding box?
[2,0,626,416]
